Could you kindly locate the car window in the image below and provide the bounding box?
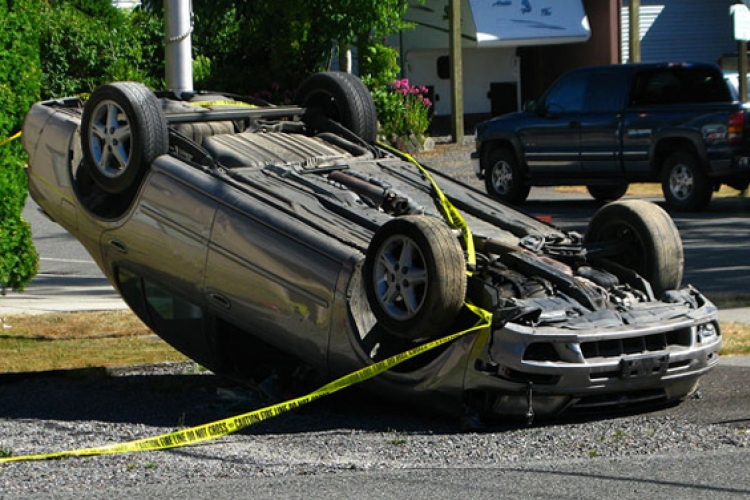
[543,71,588,113]
[585,71,626,112]
[117,267,206,337]
[631,67,732,106]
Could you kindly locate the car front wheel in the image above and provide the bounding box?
[584,199,684,296]
[483,148,529,205]
[363,216,466,340]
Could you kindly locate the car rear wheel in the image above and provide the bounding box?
[483,147,529,205]
[586,183,629,203]
[584,199,684,296]
[296,71,378,144]
[661,151,712,211]
[363,215,466,340]
[81,82,168,194]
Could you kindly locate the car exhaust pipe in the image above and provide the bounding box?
[328,171,416,215]
[165,0,194,97]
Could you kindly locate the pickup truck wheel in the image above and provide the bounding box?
[364,216,466,340]
[296,71,378,144]
[484,148,529,205]
[584,199,683,296]
[586,184,629,203]
[661,151,712,211]
[81,82,168,194]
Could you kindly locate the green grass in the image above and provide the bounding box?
[0,311,186,373]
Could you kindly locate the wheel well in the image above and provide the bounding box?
[652,139,701,176]
[479,140,519,173]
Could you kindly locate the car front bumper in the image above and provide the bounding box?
[463,300,721,418]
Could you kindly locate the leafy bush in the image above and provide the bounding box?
[370,78,432,148]
[40,0,164,98]
[359,39,432,149]
[359,39,400,89]
[0,0,41,292]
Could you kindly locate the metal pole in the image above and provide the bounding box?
[740,40,748,103]
[165,0,194,96]
[449,0,464,143]
[628,0,641,63]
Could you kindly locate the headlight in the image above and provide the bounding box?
[697,322,719,343]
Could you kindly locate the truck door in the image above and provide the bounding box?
[580,70,628,175]
[520,70,587,177]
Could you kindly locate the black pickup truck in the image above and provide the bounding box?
[474,62,750,211]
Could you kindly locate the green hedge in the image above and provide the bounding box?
[0,0,41,293]
[40,0,164,98]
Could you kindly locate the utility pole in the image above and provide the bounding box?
[165,0,194,97]
[449,0,464,143]
[628,0,641,63]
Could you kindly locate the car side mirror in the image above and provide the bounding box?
[523,99,539,113]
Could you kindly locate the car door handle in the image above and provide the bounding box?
[210,293,231,310]
[107,239,128,254]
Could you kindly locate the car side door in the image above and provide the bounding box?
[519,70,588,177]
[204,181,343,369]
[580,69,628,175]
[101,166,218,308]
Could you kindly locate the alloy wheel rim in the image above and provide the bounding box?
[88,100,133,179]
[372,235,428,320]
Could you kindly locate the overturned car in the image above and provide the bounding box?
[22,72,721,420]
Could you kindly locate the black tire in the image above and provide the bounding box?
[81,82,168,194]
[661,151,712,211]
[296,71,378,144]
[586,183,629,203]
[483,147,530,205]
[363,216,466,340]
[584,199,684,296]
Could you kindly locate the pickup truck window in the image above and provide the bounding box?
[585,71,626,112]
[630,67,732,106]
[544,71,588,112]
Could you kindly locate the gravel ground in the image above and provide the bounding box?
[2,142,748,497]
[0,360,749,498]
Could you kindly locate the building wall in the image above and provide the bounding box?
[622,0,739,64]
[518,0,620,102]
[404,47,519,117]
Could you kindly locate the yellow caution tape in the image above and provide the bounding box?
[377,142,476,271]
[0,304,491,464]
[0,131,22,147]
